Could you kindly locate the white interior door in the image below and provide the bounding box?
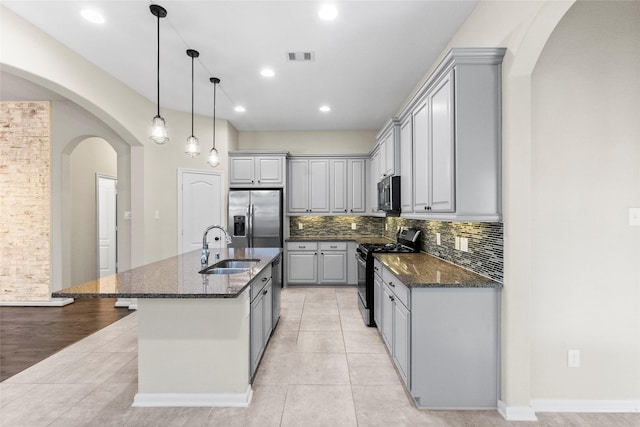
[97,175,117,278]
[178,169,224,254]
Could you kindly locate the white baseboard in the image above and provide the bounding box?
[0,298,74,307]
[497,400,538,421]
[531,399,640,413]
[132,387,253,408]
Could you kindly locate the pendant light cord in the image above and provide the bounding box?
[156,13,160,117]
[191,55,194,136]
[212,81,217,150]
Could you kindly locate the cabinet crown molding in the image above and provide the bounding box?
[229,150,289,157]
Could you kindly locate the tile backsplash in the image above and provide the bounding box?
[289,216,383,237]
[290,215,503,282]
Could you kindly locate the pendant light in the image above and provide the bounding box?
[149,4,169,144]
[207,77,221,167]
[185,49,200,157]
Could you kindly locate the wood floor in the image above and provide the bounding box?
[0,298,132,381]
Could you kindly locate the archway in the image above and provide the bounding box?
[68,137,117,285]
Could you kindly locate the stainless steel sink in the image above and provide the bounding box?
[213,259,259,269]
[201,267,250,275]
[199,259,259,274]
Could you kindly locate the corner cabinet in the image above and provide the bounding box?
[229,151,288,188]
[375,261,500,409]
[397,47,505,221]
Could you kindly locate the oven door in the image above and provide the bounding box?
[356,251,374,326]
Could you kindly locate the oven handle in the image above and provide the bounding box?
[356,253,367,267]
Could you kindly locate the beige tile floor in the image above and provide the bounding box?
[1,286,639,426]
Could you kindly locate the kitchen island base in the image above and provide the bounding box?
[133,295,252,407]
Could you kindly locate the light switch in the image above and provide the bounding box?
[629,207,640,226]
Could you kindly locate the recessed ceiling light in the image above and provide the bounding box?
[234,106,246,113]
[80,9,105,24]
[318,4,338,21]
[260,68,275,78]
[319,105,331,113]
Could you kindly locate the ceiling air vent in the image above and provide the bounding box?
[287,51,315,62]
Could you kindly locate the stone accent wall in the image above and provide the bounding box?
[0,102,51,301]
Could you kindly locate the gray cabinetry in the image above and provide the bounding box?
[286,241,351,285]
[397,48,505,221]
[229,152,287,187]
[250,266,274,379]
[374,261,500,409]
[399,116,413,213]
[286,242,318,284]
[330,158,366,214]
[287,158,329,214]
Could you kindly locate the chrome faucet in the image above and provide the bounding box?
[201,225,232,266]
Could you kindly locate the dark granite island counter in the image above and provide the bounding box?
[53,248,282,408]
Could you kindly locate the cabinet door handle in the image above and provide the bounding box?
[389,295,395,301]
[424,206,428,210]
[262,277,268,282]
[374,266,379,271]
[321,252,324,255]
[388,281,395,287]
[344,209,347,212]
[263,289,268,295]
[314,252,318,256]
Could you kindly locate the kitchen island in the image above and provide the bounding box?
[52,247,282,408]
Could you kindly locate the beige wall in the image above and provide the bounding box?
[238,130,375,154]
[530,1,640,399]
[0,101,50,301]
[69,137,117,286]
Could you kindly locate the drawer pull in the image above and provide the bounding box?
[299,245,306,249]
[389,295,395,301]
[330,245,337,249]
[263,289,268,295]
[262,277,268,282]
[388,281,395,287]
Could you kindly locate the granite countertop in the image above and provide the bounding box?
[286,235,394,245]
[374,253,502,289]
[52,248,282,299]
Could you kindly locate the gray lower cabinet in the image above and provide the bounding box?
[250,267,274,379]
[376,264,500,409]
[286,241,349,285]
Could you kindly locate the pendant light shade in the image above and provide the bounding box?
[149,4,169,144]
[207,77,221,167]
[185,49,200,157]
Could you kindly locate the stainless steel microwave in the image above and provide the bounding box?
[377,176,400,212]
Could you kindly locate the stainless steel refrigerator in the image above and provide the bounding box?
[228,189,283,248]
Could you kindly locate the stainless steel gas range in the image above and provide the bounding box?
[356,228,421,326]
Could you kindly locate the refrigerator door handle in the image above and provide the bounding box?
[248,204,254,248]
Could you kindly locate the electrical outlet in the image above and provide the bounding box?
[454,236,461,250]
[298,223,303,230]
[460,237,469,252]
[385,223,388,231]
[351,223,357,230]
[124,211,132,220]
[436,233,441,246]
[629,207,640,226]
[568,349,581,368]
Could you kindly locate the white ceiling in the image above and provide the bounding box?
[2,1,477,132]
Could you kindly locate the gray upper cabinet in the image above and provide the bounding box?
[330,158,366,214]
[287,158,330,214]
[398,47,506,221]
[399,116,413,213]
[229,151,288,187]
